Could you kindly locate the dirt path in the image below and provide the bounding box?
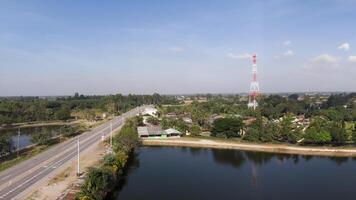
[142,137,356,157]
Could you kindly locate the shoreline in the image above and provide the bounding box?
[142,137,356,157]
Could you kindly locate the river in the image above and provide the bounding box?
[116,146,356,200]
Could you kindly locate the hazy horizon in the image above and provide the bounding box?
[1,0,356,96]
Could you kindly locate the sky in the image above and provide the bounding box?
[0,0,356,96]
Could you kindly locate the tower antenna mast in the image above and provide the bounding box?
[248,54,260,110]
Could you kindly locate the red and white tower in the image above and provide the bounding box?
[248,54,260,110]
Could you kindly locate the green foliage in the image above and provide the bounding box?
[304,127,332,144]
[243,127,260,142]
[261,121,280,142]
[146,116,159,125]
[0,133,14,156]
[329,123,349,144]
[161,117,189,133]
[211,117,243,138]
[30,128,53,145]
[78,167,116,200]
[279,114,302,143]
[0,94,178,125]
[190,125,201,136]
[77,117,140,200]
[304,117,332,144]
[55,106,71,120]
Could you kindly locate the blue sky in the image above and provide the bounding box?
[0,0,355,96]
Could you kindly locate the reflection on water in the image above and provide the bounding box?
[115,147,356,200]
[0,125,67,149]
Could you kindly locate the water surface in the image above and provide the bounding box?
[116,147,356,200]
[0,125,66,149]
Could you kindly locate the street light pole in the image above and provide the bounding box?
[110,122,113,149]
[77,137,80,176]
[17,128,20,157]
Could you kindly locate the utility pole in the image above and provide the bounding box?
[59,127,62,143]
[17,128,20,157]
[77,137,80,176]
[110,122,113,149]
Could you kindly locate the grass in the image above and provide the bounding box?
[48,166,72,185]
[0,120,98,173]
[0,145,49,172]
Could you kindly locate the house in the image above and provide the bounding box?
[137,126,167,138]
[164,128,182,137]
[142,107,158,116]
[137,126,183,139]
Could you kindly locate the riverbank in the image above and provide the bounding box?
[142,137,356,157]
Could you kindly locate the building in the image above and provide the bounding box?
[137,126,182,139]
[164,128,182,137]
[142,107,158,116]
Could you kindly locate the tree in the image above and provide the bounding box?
[329,123,349,144]
[304,117,332,144]
[261,121,280,142]
[190,125,201,136]
[146,116,159,125]
[0,133,14,156]
[352,128,356,143]
[304,127,332,144]
[212,117,244,138]
[79,167,116,200]
[30,128,53,145]
[279,114,302,143]
[55,106,71,120]
[288,94,299,101]
[243,127,260,141]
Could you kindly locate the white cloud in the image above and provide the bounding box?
[283,50,294,56]
[283,40,291,46]
[169,46,184,53]
[226,52,252,59]
[348,56,356,63]
[337,43,350,51]
[313,54,340,63]
[303,54,341,71]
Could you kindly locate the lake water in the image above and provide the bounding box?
[0,125,66,150]
[116,147,356,200]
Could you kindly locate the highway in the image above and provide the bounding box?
[0,106,146,199]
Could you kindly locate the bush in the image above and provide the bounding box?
[78,167,116,200]
[243,127,260,142]
[146,116,159,125]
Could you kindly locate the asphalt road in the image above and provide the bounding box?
[0,106,146,199]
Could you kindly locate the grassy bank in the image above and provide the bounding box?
[142,137,356,157]
[76,117,141,200]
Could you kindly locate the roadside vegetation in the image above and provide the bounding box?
[76,116,142,200]
[0,93,175,171]
[0,124,87,172]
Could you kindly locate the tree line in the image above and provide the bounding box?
[0,93,178,125]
